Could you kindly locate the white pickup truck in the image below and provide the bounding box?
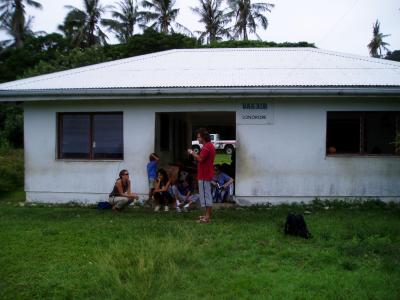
[192,133,236,155]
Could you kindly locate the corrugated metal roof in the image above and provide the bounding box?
[0,47,400,92]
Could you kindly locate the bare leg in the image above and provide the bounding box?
[205,207,212,221]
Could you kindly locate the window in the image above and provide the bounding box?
[327,112,399,155]
[58,113,123,160]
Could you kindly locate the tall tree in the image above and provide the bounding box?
[0,0,42,48]
[102,0,142,43]
[191,0,231,44]
[367,20,390,58]
[59,0,109,48]
[140,0,190,35]
[227,0,274,41]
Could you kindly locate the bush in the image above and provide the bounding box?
[0,149,24,192]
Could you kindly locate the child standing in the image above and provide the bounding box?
[147,153,160,203]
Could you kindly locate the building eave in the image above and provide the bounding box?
[0,86,400,102]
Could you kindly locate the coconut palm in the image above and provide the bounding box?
[140,0,191,35]
[0,14,35,48]
[59,0,109,48]
[102,0,142,43]
[367,20,390,58]
[0,0,42,48]
[227,0,274,41]
[191,0,231,44]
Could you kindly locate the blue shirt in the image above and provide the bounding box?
[178,183,193,196]
[147,161,158,179]
[213,172,232,186]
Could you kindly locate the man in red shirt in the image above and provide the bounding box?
[188,128,216,223]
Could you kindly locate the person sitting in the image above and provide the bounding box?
[153,168,173,212]
[109,169,139,211]
[211,165,234,203]
[172,176,199,212]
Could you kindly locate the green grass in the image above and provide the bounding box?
[1,194,400,299]
[214,153,232,165]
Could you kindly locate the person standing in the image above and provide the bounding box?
[188,128,216,223]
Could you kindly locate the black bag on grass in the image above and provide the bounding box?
[97,201,112,210]
[284,213,312,239]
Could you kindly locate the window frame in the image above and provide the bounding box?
[326,111,400,157]
[57,112,124,161]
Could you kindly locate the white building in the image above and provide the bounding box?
[0,48,399,205]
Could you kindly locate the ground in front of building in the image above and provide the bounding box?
[1,191,399,299]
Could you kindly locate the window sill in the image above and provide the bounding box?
[56,159,124,162]
[326,154,400,158]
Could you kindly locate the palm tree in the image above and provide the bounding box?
[59,0,109,48]
[367,20,390,58]
[140,0,190,35]
[102,0,142,43]
[227,0,274,41]
[191,0,231,44]
[0,0,42,48]
[0,14,34,48]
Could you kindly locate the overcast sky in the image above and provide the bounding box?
[1,0,399,56]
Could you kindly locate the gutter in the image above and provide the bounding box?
[0,87,400,102]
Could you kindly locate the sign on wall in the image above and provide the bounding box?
[236,102,274,125]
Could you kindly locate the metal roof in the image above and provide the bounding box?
[0,48,400,97]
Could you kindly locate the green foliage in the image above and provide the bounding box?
[207,39,316,48]
[385,50,400,62]
[0,203,399,299]
[0,105,23,149]
[22,29,198,78]
[0,33,70,83]
[0,149,24,192]
[367,20,390,58]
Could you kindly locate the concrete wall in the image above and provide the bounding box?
[24,100,235,203]
[23,98,400,204]
[235,98,400,204]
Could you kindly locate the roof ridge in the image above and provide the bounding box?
[308,48,400,67]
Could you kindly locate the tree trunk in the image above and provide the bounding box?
[13,0,25,48]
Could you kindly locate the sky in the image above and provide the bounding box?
[0,0,399,56]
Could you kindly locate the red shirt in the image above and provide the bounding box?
[197,142,216,181]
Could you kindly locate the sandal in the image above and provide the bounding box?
[196,218,210,223]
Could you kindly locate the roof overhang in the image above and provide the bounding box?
[1,86,400,102]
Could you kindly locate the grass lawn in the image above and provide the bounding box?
[1,192,400,299]
[214,153,232,165]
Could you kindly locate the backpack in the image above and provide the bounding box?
[284,213,312,239]
[97,201,112,210]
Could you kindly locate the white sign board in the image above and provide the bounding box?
[236,102,274,125]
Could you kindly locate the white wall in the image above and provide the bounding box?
[23,98,400,204]
[235,98,400,204]
[23,99,235,203]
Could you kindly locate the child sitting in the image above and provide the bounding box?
[211,165,234,203]
[153,168,173,212]
[172,176,199,212]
